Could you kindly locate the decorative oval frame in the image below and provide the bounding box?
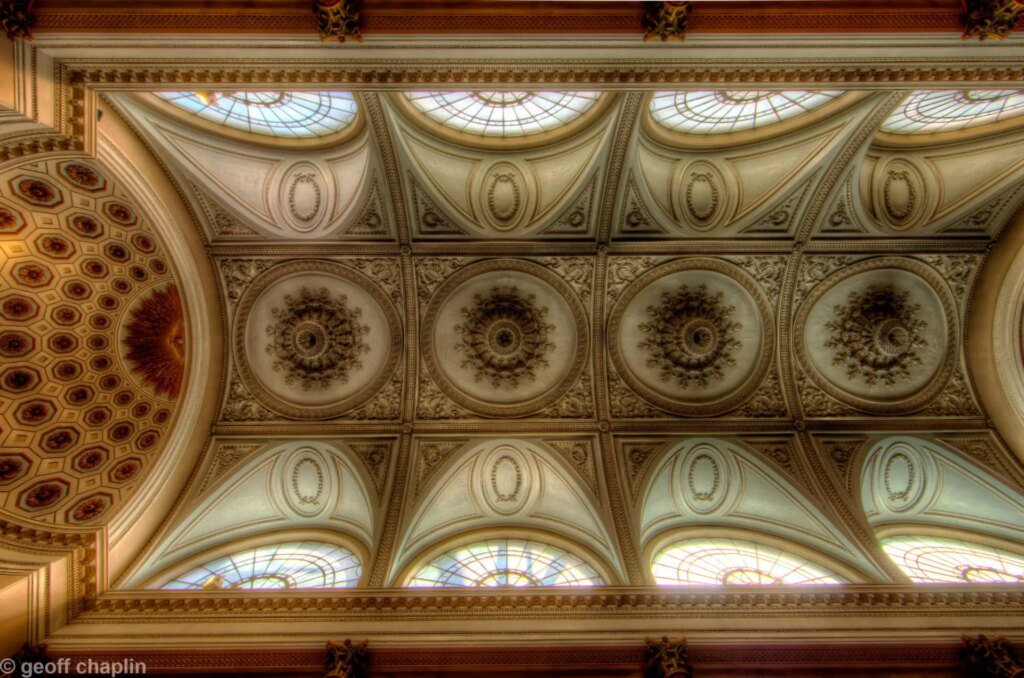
[279,446,335,519]
[793,257,958,415]
[421,258,590,417]
[232,260,403,419]
[872,441,931,514]
[676,444,730,516]
[607,257,775,417]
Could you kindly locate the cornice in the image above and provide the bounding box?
[81,585,1024,620]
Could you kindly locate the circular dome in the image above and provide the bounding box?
[404,91,603,138]
[794,257,956,413]
[881,90,1024,135]
[649,90,845,135]
[421,259,589,417]
[233,261,402,419]
[0,156,187,526]
[608,258,773,416]
[156,91,358,138]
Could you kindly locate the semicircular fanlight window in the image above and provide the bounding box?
[160,542,362,590]
[881,90,1024,134]
[409,538,604,587]
[652,538,845,585]
[404,91,603,138]
[649,90,845,135]
[156,91,358,138]
[880,535,1024,583]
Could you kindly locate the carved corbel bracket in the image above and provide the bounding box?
[1,0,34,40]
[645,636,693,678]
[643,1,691,42]
[962,635,1024,677]
[314,0,363,43]
[324,639,369,678]
[961,0,1024,40]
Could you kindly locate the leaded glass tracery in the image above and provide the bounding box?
[880,90,1024,134]
[161,542,362,590]
[156,91,358,138]
[408,539,604,587]
[651,538,845,585]
[649,91,845,135]
[880,535,1024,583]
[404,91,602,137]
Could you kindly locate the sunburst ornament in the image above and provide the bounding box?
[124,284,186,399]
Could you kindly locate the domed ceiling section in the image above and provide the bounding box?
[0,156,188,527]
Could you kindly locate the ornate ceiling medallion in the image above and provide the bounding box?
[265,286,370,391]
[233,260,401,419]
[794,257,956,414]
[422,259,589,417]
[608,258,773,416]
[454,286,555,389]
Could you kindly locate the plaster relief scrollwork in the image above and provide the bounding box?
[794,257,957,414]
[218,258,276,309]
[545,439,599,496]
[232,261,402,420]
[609,258,774,417]
[422,258,589,417]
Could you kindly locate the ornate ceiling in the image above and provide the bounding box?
[2,30,1024,671]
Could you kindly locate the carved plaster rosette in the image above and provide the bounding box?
[421,258,589,417]
[793,257,956,415]
[232,260,402,419]
[608,258,774,416]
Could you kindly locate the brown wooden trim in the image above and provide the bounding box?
[31,0,963,35]
[47,642,965,675]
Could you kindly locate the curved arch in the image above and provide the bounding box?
[119,439,375,588]
[860,436,1024,544]
[389,91,615,151]
[877,533,1024,584]
[647,531,847,586]
[643,525,868,586]
[142,528,368,589]
[970,203,1024,463]
[880,90,1024,136]
[640,90,866,149]
[393,526,618,588]
[638,438,888,583]
[151,91,363,146]
[391,438,624,585]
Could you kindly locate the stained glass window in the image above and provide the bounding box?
[408,538,604,587]
[651,538,845,585]
[881,90,1024,134]
[160,542,362,590]
[156,91,358,138]
[404,92,602,138]
[649,91,845,135]
[880,536,1024,583]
